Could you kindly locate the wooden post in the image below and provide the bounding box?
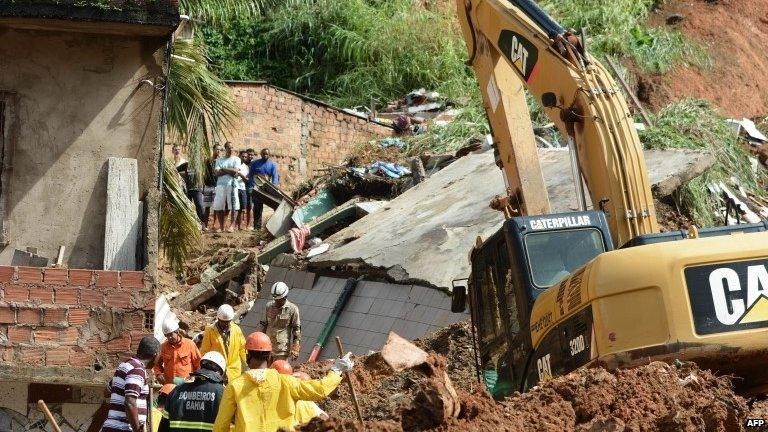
[335,337,364,425]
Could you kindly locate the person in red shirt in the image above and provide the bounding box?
[154,319,201,384]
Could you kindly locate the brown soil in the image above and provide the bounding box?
[641,0,768,117]
[297,322,768,432]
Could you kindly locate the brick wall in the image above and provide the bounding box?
[226,82,393,192]
[0,266,153,385]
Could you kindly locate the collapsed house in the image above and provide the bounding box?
[0,2,178,429]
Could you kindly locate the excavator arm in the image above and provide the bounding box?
[456,0,658,246]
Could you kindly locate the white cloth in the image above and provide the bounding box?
[212,185,240,211]
[235,163,249,191]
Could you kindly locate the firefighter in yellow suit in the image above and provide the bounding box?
[212,332,353,432]
[200,304,248,383]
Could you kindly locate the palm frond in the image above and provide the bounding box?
[160,160,202,274]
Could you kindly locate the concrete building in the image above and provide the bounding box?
[0,2,178,430]
[225,81,394,192]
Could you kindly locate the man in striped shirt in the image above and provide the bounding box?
[102,336,161,432]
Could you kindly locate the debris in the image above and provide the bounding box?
[368,161,411,179]
[666,13,684,24]
[379,138,407,149]
[154,294,177,342]
[380,332,429,372]
[306,243,330,258]
[289,225,311,253]
[727,118,768,144]
[292,189,337,226]
[266,200,295,237]
[11,249,49,267]
[410,157,426,185]
[179,250,255,310]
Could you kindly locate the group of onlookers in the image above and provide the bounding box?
[173,142,280,233]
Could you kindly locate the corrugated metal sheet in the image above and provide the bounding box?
[240,267,468,361]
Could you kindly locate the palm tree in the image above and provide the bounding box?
[160,1,258,274]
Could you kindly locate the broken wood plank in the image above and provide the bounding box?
[104,157,139,271]
[180,251,254,310]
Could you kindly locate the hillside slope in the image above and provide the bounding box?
[640,0,768,117]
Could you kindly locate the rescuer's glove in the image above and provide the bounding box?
[330,352,354,374]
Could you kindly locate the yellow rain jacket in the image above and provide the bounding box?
[200,323,247,383]
[212,368,342,432]
[294,401,326,425]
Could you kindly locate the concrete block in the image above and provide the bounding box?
[0,381,28,415]
[104,157,139,271]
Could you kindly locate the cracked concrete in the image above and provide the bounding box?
[310,148,714,289]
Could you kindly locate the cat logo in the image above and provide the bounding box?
[498,30,539,83]
[685,260,768,335]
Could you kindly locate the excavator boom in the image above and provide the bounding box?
[457,0,658,246]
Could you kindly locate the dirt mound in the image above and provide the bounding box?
[641,0,768,117]
[298,320,755,432]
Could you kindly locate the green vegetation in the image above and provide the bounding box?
[202,0,474,108]
[540,0,710,73]
[160,160,202,274]
[640,99,765,226]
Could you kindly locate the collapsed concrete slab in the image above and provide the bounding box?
[310,148,715,289]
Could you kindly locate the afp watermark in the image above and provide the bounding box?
[745,418,766,428]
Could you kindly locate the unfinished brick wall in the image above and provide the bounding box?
[226,82,394,192]
[0,267,153,384]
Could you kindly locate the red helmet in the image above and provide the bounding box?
[292,371,311,381]
[245,332,272,352]
[271,359,293,375]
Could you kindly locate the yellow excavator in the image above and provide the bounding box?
[450,0,768,396]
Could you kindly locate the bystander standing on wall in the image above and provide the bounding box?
[235,150,250,230]
[249,148,279,231]
[212,142,241,233]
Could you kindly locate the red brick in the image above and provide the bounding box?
[0,266,15,282]
[79,288,104,307]
[46,347,70,365]
[69,269,93,287]
[17,308,41,325]
[69,348,94,367]
[68,308,90,325]
[8,327,32,343]
[17,267,42,284]
[105,290,131,309]
[120,271,145,289]
[105,335,131,353]
[3,285,29,302]
[128,312,145,330]
[0,306,14,324]
[19,345,44,365]
[43,308,68,326]
[0,346,14,362]
[95,270,119,288]
[28,286,54,304]
[34,327,61,343]
[85,336,104,350]
[59,327,79,345]
[43,268,68,285]
[54,287,78,305]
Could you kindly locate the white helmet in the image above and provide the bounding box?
[201,351,227,374]
[217,304,235,321]
[162,318,179,335]
[271,282,289,299]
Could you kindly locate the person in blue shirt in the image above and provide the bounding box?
[249,148,279,230]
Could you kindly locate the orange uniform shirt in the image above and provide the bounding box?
[153,338,201,383]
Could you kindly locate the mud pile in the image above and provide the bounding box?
[298,322,768,431]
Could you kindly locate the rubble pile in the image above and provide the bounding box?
[296,321,766,432]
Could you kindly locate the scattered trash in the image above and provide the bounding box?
[379,137,407,149]
[306,243,330,258]
[368,161,411,179]
[726,118,768,144]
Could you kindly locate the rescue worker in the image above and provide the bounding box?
[158,351,227,432]
[260,282,301,361]
[292,372,330,424]
[200,304,247,383]
[212,332,353,432]
[152,384,175,432]
[154,319,201,384]
[268,361,329,425]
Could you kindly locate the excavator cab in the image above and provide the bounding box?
[455,210,612,397]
